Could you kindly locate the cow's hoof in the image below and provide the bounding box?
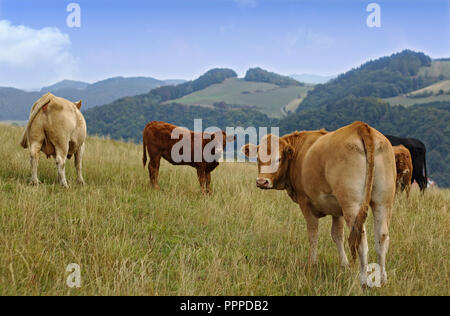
[381,272,388,285]
[30,179,40,186]
[340,261,350,268]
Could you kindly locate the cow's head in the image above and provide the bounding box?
[242,134,294,190]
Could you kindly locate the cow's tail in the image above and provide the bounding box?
[423,150,428,191]
[142,133,148,168]
[349,122,375,261]
[20,93,53,149]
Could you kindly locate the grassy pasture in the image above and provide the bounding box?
[0,124,448,296]
[167,78,312,118]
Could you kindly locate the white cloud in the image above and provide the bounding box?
[0,20,78,89]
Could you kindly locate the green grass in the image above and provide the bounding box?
[419,61,450,79]
[384,78,450,107]
[384,61,450,107]
[166,78,312,118]
[0,124,449,295]
[384,93,450,107]
[410,80,450,95]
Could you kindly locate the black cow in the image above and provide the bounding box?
[385,135,428,191]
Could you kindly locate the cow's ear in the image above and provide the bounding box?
[284,145,294,160]
[74,100,82,109]
[242,144,258,158]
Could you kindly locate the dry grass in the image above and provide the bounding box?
[0,124,448,296]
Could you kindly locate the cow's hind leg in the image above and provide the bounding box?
[341,203,369,287]
[148,154,161,189]
[371,202,391,285]
[74,143,85,185]
[30,141,43,185]
[331,216,349,267]
[55,145,69,188]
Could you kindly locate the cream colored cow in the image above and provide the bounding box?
[20,93,87,188]
[242,122,396,287]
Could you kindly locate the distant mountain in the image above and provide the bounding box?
[0,76,179,121]
[41,80,89,92]
[0,88,40,121]
[289,74,335,84]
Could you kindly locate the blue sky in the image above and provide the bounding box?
[0,0,449,89]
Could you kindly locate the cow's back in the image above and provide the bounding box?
[143,121,182,163]
[295,122,395,214]
[26,94,86,155]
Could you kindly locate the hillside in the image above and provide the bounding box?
[0,76,181,121]
[166,78,312,118]
[149,68,238,102]
[418,60,450,78]
[0,88,40,121]
[244,67,303,87]
[384,78,450,107]
[84,94,277,142]
[297,50,437,111]
[0,124,448,295]
[41,80,89,92]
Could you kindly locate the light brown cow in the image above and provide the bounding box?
[393,145,413,197]
[142,121,235,194]
[20,93,87,188]
[242,122,396,287]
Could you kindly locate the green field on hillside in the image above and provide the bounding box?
[419,61,450,78]
[384,60,450,107]
[167,78,312,118]
[0,124,448,295]
[384,93,450,107]
[384,79,450,107]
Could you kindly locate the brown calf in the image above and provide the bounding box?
[393,145,413,197]
[142,121,234,193]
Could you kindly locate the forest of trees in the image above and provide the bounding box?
[150,68,237,101]
[244,67,303,87]
[84,96,276,142]
[298,50,437,110]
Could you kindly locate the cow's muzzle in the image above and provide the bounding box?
[256,177,272,189]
